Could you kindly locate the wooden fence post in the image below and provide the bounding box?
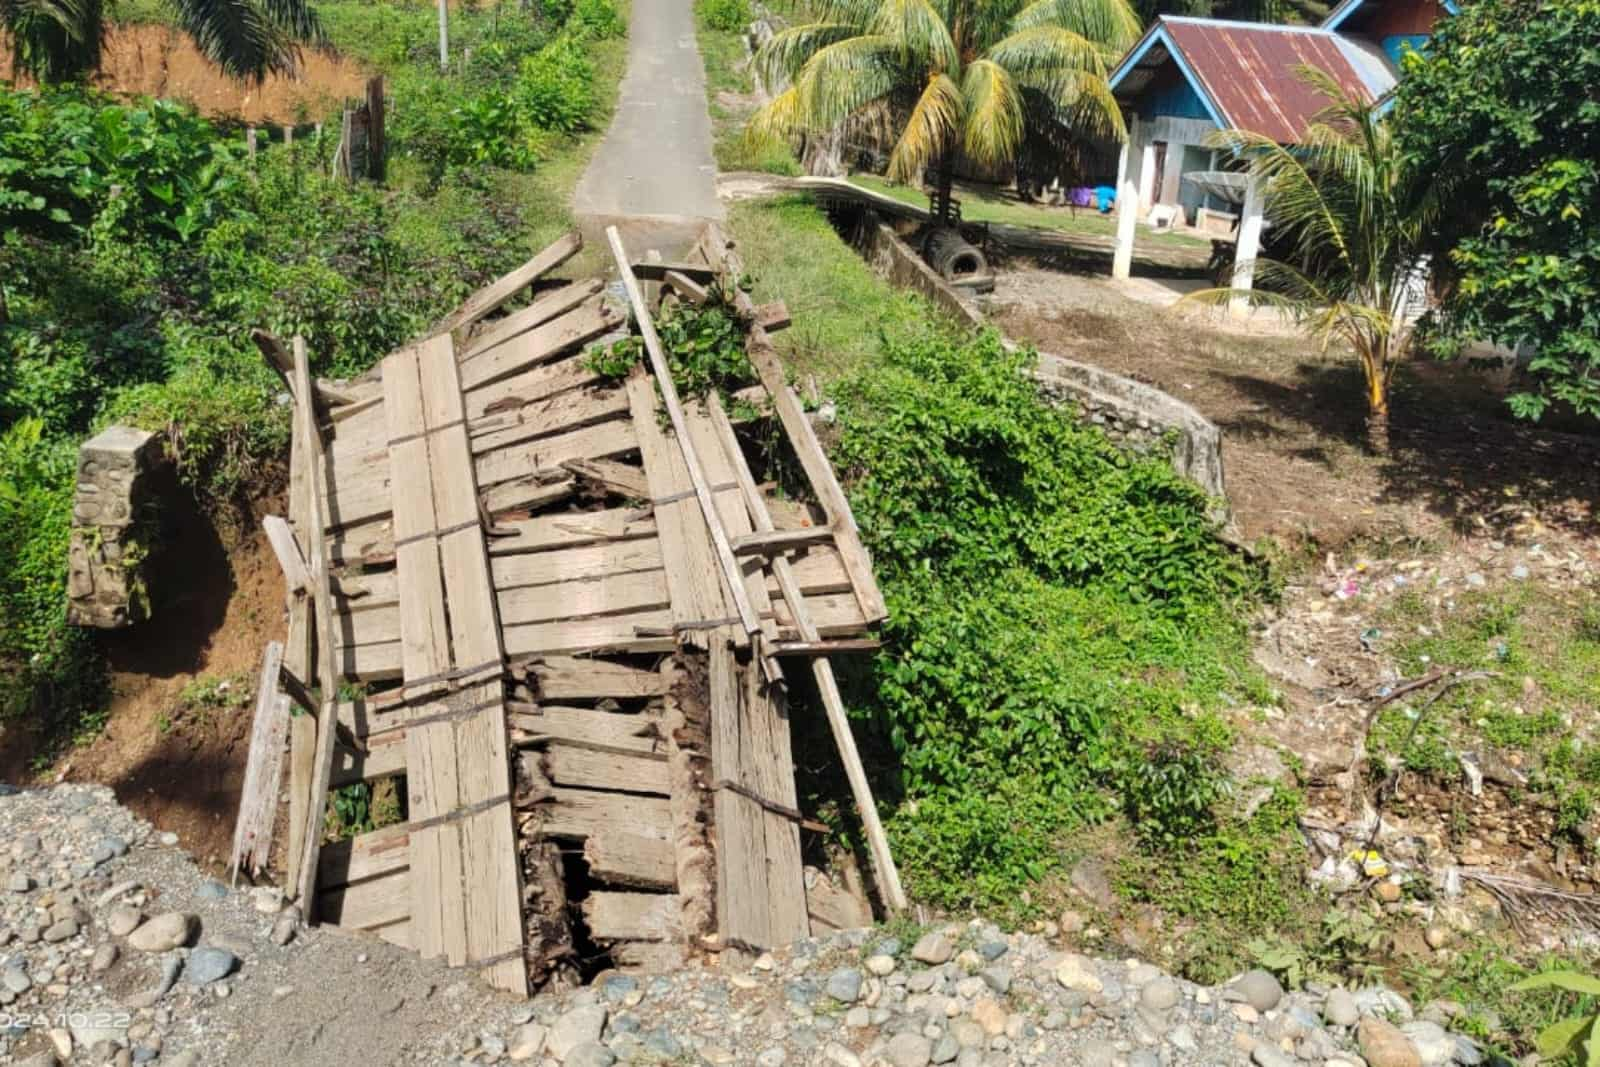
[247,126,257,159]
[366,76,386,184]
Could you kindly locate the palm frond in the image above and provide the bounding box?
[869,0,958,72]
[752,22,859,89]
[747,83,810,142]
[804,0,883,32]
[255,0,324,50]
[3,0,103,80]
[960,59,1025,167]
[1009,0,1139,52]
[1014,64,1125,140]
[887,71,962,183]
[986,24,1116,79]
[792,34,905,128]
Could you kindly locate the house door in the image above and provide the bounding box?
[1151,141,1169,205]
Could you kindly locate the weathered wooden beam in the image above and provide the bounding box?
[440,231,582,335]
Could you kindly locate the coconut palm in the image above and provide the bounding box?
[748,0,1140,224]
[3,0,323,84]
[1197,70,1441,454]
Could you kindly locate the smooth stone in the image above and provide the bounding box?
[184,946,237,986]
[823,1044,862,1067]
[827,967,864,1003]
[127,913,194,952]
[886,1032,934,1067]
[912,933,955,965]
[971,997,1008,1037]
[1252,1046,1296,1067]
[866,954,898,977]
[1358,1017,1422,1067]
[980,966,1011,995]
[1400,1021,1456,1066]
[42,918,78,943]
[563,1042,616,1067]
[92,943,119,973]
[1324,988,1359,1027]
[107,906,142,938]
[3,969,32,993]
[1055,955,1103,993]
[8,873,34,893]
[1232,969,1285,1012]
[931,1033,960,1064]
[547,1005,608,1060]
[1141,978,1181,1012]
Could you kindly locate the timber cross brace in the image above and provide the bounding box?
[232,224,905,994]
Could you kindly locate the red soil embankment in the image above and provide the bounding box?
[2,23,370,124]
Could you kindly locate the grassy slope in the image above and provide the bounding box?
[849,173,1211,249]
[692,1,799,175]
[727,195,927,382]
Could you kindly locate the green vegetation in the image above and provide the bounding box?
[849,173,1209,249]
[726,196,926,381]
[1396,0,1600,424]
[0,0,627,762]
[3,0,320,82]
[830,320,1267,916]
[1371,586,1600,831]
[694,0,800,174]
[589,285,756,400]
[749,0,1137,223]
[1202,71,1439,454]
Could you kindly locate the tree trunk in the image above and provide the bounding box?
[932,150,956,227]
[1365,386,1391,454]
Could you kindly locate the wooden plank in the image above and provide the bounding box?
[607,227,764,651]
[491,539,663,591]
[230,641,289,883]
[707,393,906,912]
[612,941,687,970]
[487,506,656,557]
[544,745,670,795]
[560,458,649,500]
[662,270,708,305]
[703,221,888,625]
[262,516,309,592]
[582,892,681,942]
[440,231,582,334]
[415,335,526,993]
[464,352,603,422]
[498,569,669,626]
[509,705,665,756]
[473,418,637,491]
[731,526,832,556]
[482,476,576,519]
[318,865,409,930]
[384,342,452,697]
[808,870,873,933]
[625,375,737,650]
[710,641,769,950]
[632,258,715,281]
[469,388,630,455]
[502,611,676,659]
[405,712,465,963]
[742,650,809,943]
[283,404,315,897]
[330,729,406,786]
[584,833,676,889]
[528,657,675,700]
[318,823,409,887]
[459,300,622,392]
[292,336,348,920]
[530,786,672,841]
[464,277,606,358]
[683,402,782,677]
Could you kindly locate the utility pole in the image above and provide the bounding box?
[437,0,449,70]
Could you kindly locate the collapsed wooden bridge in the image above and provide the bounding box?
[231,224,905,993]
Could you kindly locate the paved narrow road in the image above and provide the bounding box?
[575,0,723,252]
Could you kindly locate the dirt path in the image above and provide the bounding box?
[574,0,723,252]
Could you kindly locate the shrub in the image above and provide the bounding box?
[570,0,624,39]
[516,36,597,134]
[700,0,751,32]
[832,325,1265,911]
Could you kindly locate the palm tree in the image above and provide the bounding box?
[748,0,1140,225]
[3,0,324,84]
[1198,70,1440,454]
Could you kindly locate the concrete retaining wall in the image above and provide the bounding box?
[859,220,1227,502]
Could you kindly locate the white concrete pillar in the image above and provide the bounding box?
[1229,172,1266,318]
[1112,118,1141,280]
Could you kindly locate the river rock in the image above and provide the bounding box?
[185,946,237,986]
[886,1032,933,1067]
[911,933,954,965]
[1324,988,1359,1027]
[128,912,194,952]
[1231,969,1284,1012]
[547,1004,607,1060]
[1358,1017,1422,1067]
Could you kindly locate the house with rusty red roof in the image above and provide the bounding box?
[1106,0,1454,293]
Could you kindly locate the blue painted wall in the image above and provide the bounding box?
[1142,77,1211,121]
